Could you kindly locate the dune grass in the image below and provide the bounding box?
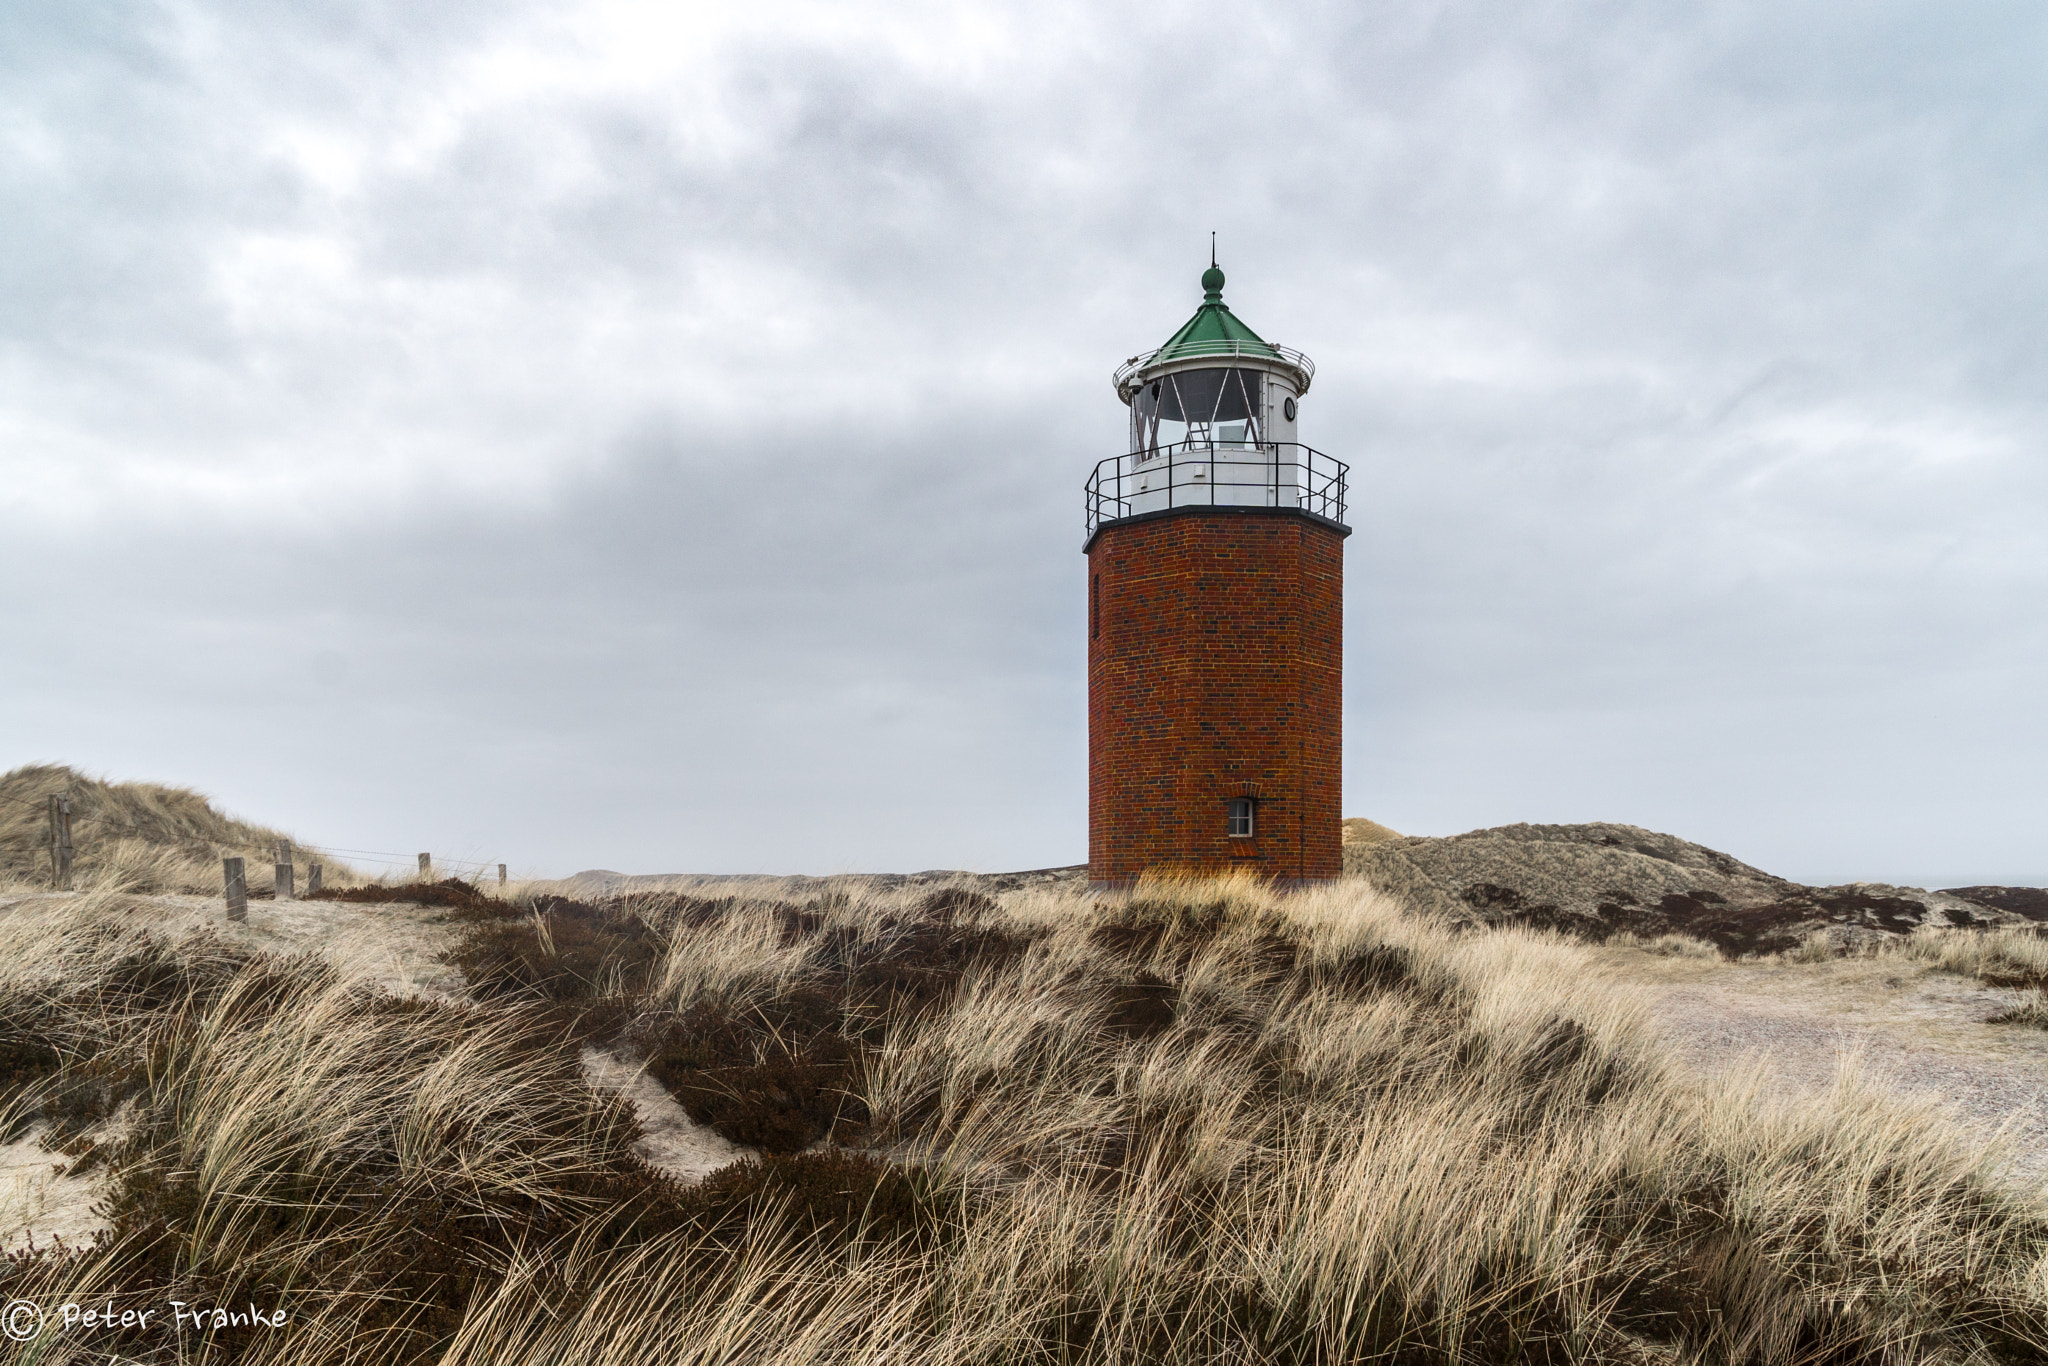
[1877,922,2048,1032]
[1886,923,2048,988]
[0,763,384,897]
[0,872,2044,1364]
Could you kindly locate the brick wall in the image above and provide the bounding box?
[1087,509,1345,884]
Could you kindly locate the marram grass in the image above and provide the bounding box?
[0,871,2044,1365]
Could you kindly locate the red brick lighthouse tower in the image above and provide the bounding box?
[1085,263,1348,885]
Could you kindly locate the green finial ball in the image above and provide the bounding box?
[1201,264,1225,295]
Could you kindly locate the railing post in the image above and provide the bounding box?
[47,795,73,891]
[224,856,247,923]
[274,838,294,902]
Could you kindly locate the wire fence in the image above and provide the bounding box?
[293,842,505,877]
[3,784,510,888]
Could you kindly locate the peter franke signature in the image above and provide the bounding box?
[2,1298,291,1342]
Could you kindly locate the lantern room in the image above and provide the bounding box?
[1089,265,1341,535]
[1118,264,1313,455]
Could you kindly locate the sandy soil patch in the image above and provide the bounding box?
[0,1101,135,1256]
[0,889,466,998]
[0,1127,104,1255]
[1605,946,2048,1191]
[579,1047,748,1182]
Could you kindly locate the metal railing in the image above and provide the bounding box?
[1084,441,1348,541]
[1113,341,1315,398]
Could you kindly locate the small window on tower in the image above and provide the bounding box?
[1227,798,1255,838]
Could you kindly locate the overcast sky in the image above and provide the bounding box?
[5,0,2045,886]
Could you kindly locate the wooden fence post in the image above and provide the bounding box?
[498,863,507,887]
[47,795,73,890]
[418,853,432,882]
[274,839,295,902]
[224,856,247,923]
[307,863,323,895]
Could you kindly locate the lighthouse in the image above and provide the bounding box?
[1085,263,1349,885]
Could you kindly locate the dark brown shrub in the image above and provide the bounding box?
[846,920,1035,1019]
[311,878,503,912]
[917,887,999,921]
[1103,972,1178,1039]
[680,1150,958,1251]
[445,901,660,1004]
[0,1035,59,1093]
[646,998,865,1153]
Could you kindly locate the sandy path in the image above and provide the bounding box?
[1611,950,2048,1190]
[0,889,468,998]
[0,1125,111,1255]
[579,1048,750,1182]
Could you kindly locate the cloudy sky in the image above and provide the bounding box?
[5,0,2045,885]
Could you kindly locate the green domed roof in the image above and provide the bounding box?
[1151,265,1284,366]
[1112,263,1315,401]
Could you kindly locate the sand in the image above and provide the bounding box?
[579,1048,751,1182]
[1602,944,2048,1192]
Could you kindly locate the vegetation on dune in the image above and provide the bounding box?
[1873,922,2048,1030]
[0,763,375,896]
[1889,922,2048,991]
[1349,821,2047,957]
[1340,816,1403,847]
[1,863,2045,1364]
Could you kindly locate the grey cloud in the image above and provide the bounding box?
[2,0,2045,884]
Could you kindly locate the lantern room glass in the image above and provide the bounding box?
[1130,368,1267,459]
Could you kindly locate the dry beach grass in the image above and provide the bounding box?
[1,852,2046,1364]
[4,767,2048,1363]
[0,764,378,898]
